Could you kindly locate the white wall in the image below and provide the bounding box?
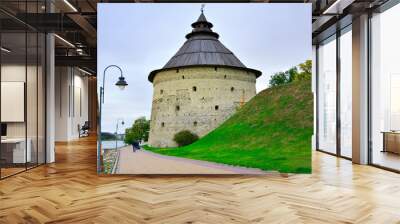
[1,63,47,164]
[1,65,41,138]
[1,65,26,135]
[55,67,89,141]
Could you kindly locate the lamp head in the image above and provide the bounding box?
[115,76,128,90]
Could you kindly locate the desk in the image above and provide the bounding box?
[1,138,31,163]
[382,131,400,154]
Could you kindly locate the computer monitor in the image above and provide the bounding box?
[1,123,7,137]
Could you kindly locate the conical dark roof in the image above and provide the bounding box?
[149,12,262,82]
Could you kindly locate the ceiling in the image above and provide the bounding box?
[0,0,392,75]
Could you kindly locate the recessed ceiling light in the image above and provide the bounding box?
[323,0,354,15]
[63,0,78,12]
[1,47,11,53]
[78,67,93,76]
[54,34,75,48]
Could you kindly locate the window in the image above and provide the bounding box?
[317,35,337,154]
[161,122,165,127]
[194,121,197,126]
[231,87,235,92]
[215,105,219,110]
[182,75,185,79]
[214,67,218,71]
[192,86,197,92]
[224,75,227,79]
[176,105,180,111]
[339,27,352,158]
[176,69,179,73]
[370,4,400,171]
[315,25,354,159]
[160,89,164,94]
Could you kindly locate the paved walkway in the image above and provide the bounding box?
[115,146,267,174]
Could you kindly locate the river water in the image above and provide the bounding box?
[102,140,127,150]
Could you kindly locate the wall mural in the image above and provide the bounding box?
[98,3,313,174]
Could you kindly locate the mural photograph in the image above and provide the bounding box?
[98,3,312,174]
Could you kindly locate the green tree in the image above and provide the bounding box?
[269,67,298,87]
[269,60,312,87]
[286,66,299,83]
[124,117,150,145]
[269,72,288,87]
[295,60,312,81]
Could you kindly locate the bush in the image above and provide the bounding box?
[173,130,199,147]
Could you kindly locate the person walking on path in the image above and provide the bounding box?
[131,141,140,152]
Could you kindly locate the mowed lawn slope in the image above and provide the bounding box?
[145,80,313,173]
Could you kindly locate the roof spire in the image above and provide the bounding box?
[201,4,205,14]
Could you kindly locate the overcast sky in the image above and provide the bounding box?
[98,3,311,133]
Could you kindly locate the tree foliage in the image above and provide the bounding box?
[124,117,150,145]
[269,60,312,87]
[269,72,288,87]
[296,60,312,81]
[101,132,116,140]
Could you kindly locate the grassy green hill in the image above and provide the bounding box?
[145,79,313,173]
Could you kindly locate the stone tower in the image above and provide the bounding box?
[148,11,262,147]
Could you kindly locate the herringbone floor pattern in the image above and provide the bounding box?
[1,136,400,223]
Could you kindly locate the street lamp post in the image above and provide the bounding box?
[98,65,128,174]
[115,119,125,150]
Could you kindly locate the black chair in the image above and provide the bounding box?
[79,121,90,138]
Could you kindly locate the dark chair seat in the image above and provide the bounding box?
[79,121,90,138]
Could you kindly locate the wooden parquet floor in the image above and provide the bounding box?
[1,136,400,224]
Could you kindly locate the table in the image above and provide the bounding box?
[381,131,400,154]
[1,138,31,164]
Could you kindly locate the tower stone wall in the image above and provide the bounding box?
[148,67,257,147]
[147,11,261,147]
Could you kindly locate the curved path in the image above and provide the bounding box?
[115,146,267,174]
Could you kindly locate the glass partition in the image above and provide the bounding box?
[317,35,337,154]
[1,31,28,177]
[370,3,400,171]
[0,1,46,179]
